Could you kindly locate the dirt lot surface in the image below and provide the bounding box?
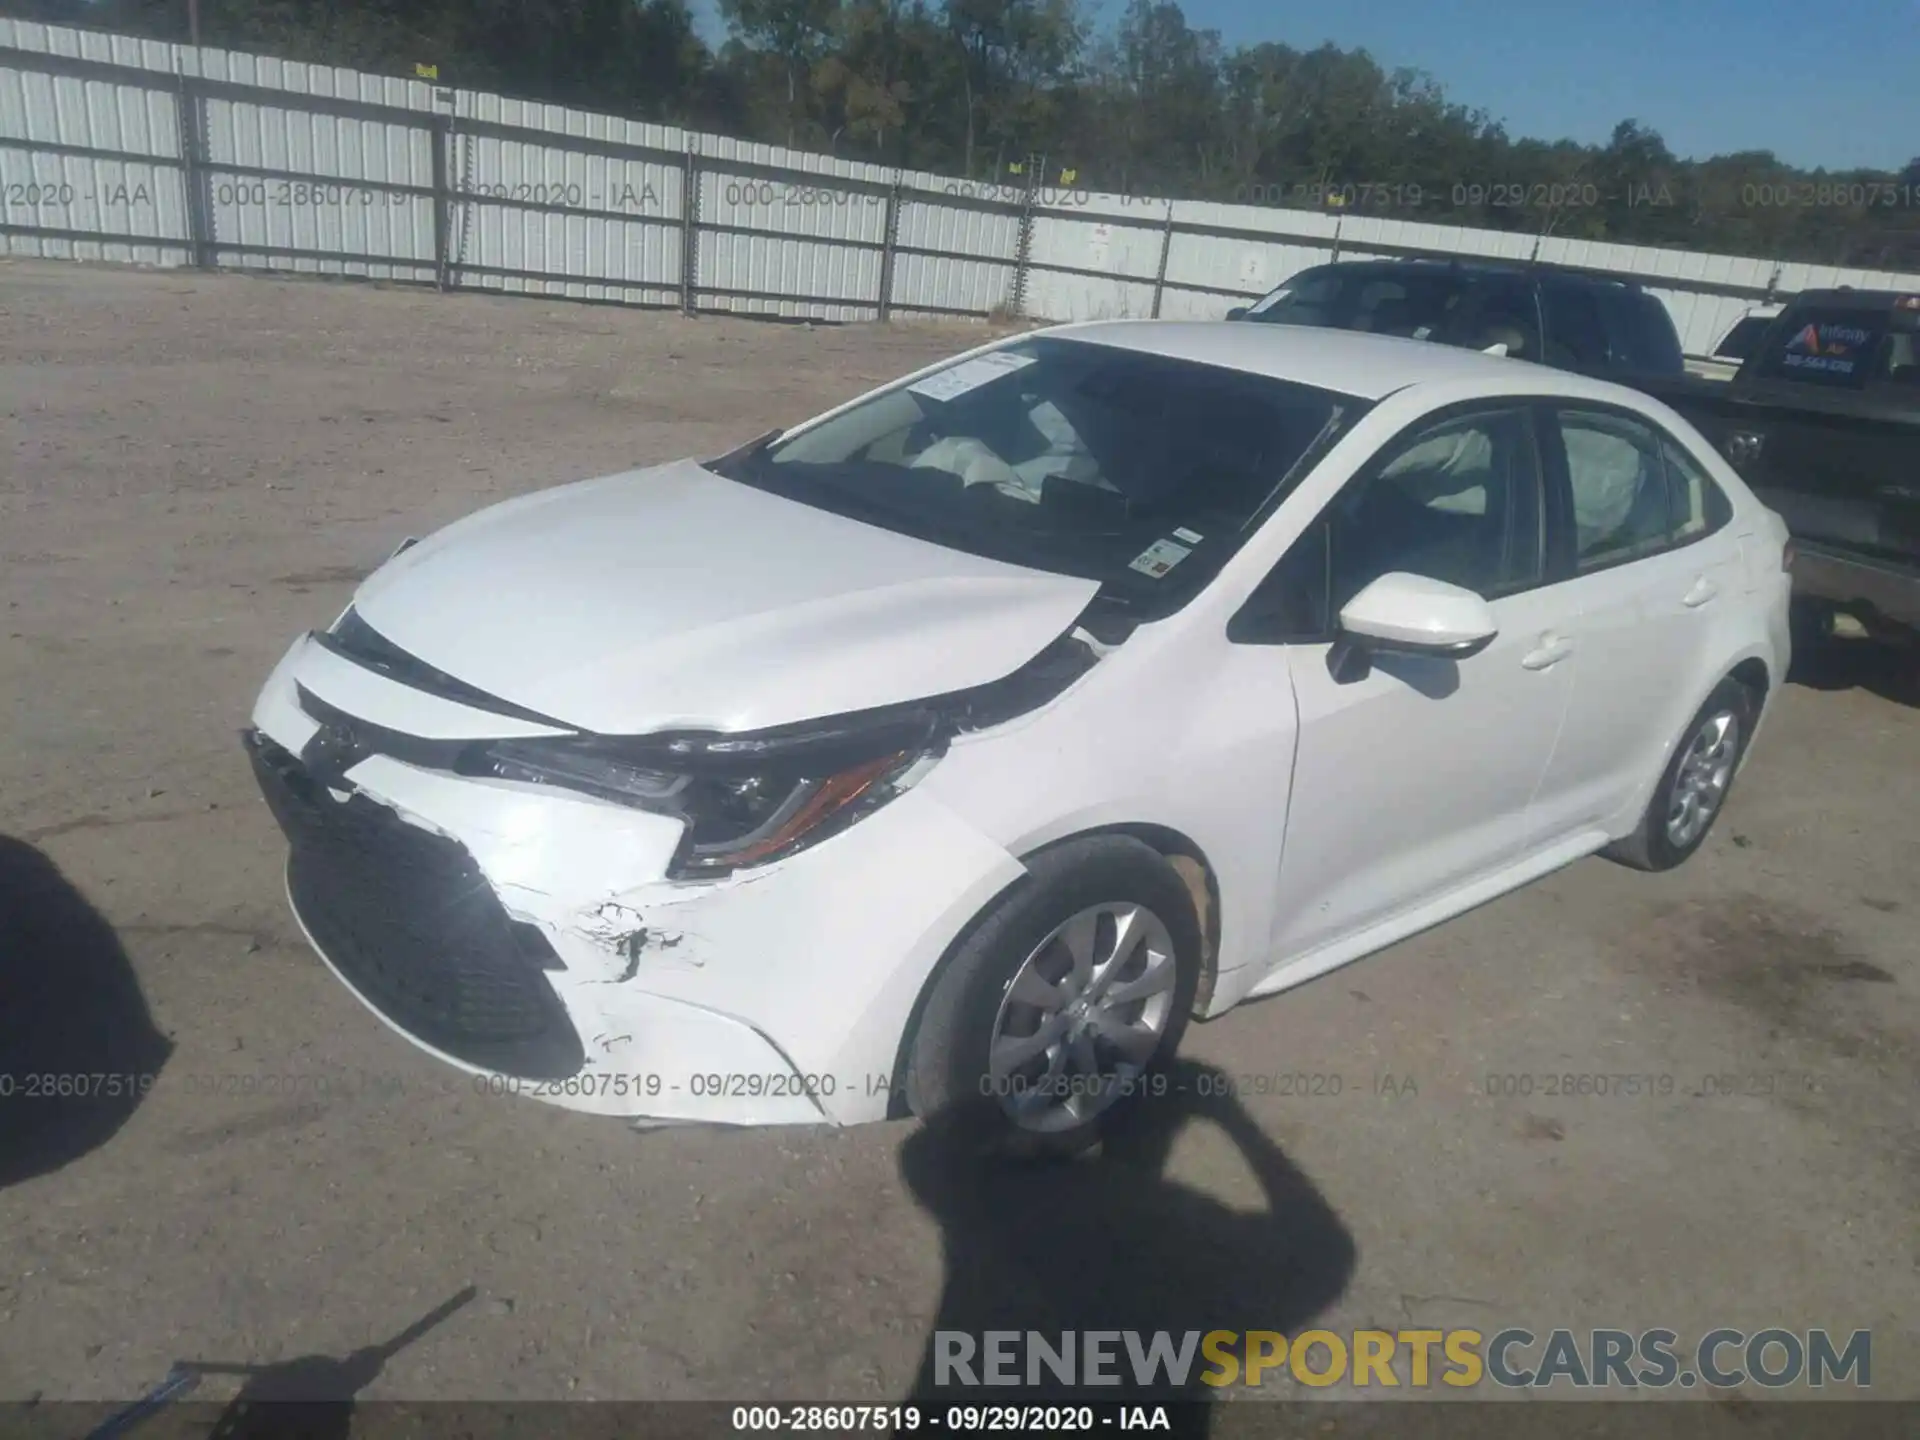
[2,259,1916,1417]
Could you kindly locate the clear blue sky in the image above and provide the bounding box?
[690,0,1916,172]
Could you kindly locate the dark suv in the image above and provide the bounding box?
[1226,259,1686,379]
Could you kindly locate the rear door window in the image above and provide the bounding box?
[1555,410,1673,569]
[1449,277,1542,361]
[1754,310,1887,387]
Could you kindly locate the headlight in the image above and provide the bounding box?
[459,712,941,878]
[674,750,923,873]
[451,627,1100,878]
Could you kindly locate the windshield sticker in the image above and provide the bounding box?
[908,351,1036,403]
[1128,537,1193,579]
[1172,526,1205,544]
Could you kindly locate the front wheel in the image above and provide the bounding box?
[1604,679,1753,872]
[904,836,1201,1149]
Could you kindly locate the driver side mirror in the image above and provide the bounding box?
[1328,572,1498,682]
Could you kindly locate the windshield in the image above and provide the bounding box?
[1241,265,1545,360]
[710,336,1358,615]
[1244,266,1487,337]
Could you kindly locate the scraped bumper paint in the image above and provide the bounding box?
[248,634,1025,1126]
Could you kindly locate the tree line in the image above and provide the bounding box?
[13,0,1920,270]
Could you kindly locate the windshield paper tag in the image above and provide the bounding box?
[908,351,1036,403]
[1129,537,1192,579]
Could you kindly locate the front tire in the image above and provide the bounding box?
[904,835,1201,1149]
[1604,678,1753,872]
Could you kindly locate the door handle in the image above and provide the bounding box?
[1682,577,1720,608]
[1521,635,1573,670]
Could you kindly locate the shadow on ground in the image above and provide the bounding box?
[901,1058,1356,1434]
[1789,635,1918,707]
[83,1288,479,1440]
[0,834,173,1190]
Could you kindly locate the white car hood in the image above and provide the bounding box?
[350,458,1101,735]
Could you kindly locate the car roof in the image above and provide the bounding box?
[1283,256,1648,291]
[1040,319,1619,402]
[1790,288,1920,312]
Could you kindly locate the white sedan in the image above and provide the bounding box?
[245,322,1792,1143]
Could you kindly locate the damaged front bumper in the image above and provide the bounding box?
[246,634,1026,1127]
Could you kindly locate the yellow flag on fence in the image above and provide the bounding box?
[1059,168,1078,185]
[1007,161,1025,175]
[414,63,439,79]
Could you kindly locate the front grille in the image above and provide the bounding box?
[247,730,585,1080]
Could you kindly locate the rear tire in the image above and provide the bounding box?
[1604,679,1753,873]
[904,835,1201,1152]
[1789,597,1835,661]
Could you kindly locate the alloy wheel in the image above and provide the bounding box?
[986,902,1180,1132]
[1666,709,1741,849]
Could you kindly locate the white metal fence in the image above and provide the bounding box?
[8,16,1920,356]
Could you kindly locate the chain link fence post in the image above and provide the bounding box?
[1151,198,1175,318]
[680,146,701,316]
[878,172,904,321]
[174,74,213,270]
[1009,156,1039,318]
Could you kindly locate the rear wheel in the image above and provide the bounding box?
[1789,597,1836,662]
[1604,679,1753,872]
[904,835,1201,1149]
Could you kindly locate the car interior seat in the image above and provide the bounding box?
[1365,298,1419,338]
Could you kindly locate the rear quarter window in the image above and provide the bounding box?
[1661,439,1734,541]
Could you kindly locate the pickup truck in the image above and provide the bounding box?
[1627,289,1920,649]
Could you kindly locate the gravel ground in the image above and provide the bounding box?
[1,259,1915,1418]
